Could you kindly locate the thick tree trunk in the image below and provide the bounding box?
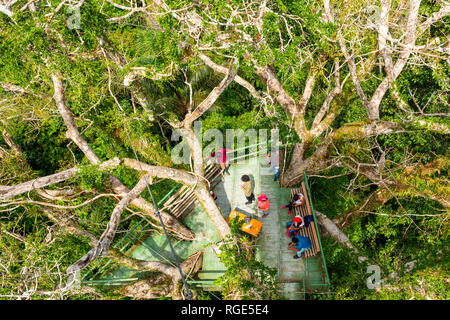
[279,142,308,187]
[255,65,307,138]
[0,168,78,200]
[123,158,232,238]
[194,181,231,239]
[166,63,237,239]
[0,158,120,201]
[280,140,330,187]
[178,127,204,176]
[35,188,75,201]
[315,211,369,263]
[180,63,238,128]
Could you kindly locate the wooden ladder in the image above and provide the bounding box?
[161,162,223,218]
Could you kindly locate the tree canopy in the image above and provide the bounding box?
[0,0,448,300]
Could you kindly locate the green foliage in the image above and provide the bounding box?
[77,164,110,192]
[215,217,279,300]
[309,168,362,219]
[311,194,449,300]
[9,118,77,175]
[202,111,259,133]
[195,289,214,300]
[133,25,183,71]
[0,0,448,301]
[0,218,97,299]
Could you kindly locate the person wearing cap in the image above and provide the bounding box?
[288,235,312,259]
[257,194,270,218]
[285,216,304,237]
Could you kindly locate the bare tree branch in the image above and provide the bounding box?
[51,73,194,240]
[66,174,153,275]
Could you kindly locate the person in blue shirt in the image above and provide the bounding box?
[288,235,311,259]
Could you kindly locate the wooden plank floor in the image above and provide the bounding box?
[213,155,307,299]
[107,153,327,298]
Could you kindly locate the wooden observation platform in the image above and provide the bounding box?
[82,145,330,300]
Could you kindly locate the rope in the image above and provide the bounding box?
[103,51,193,300]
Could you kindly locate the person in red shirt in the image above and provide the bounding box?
[285,216,304,237]
[210,148,234,175]
[257,194,270,218]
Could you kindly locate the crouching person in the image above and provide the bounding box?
[285,216,304,237]
[288,235,312,259]
[281,192,305,215]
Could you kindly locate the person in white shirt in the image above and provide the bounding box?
[280,192,305,215]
